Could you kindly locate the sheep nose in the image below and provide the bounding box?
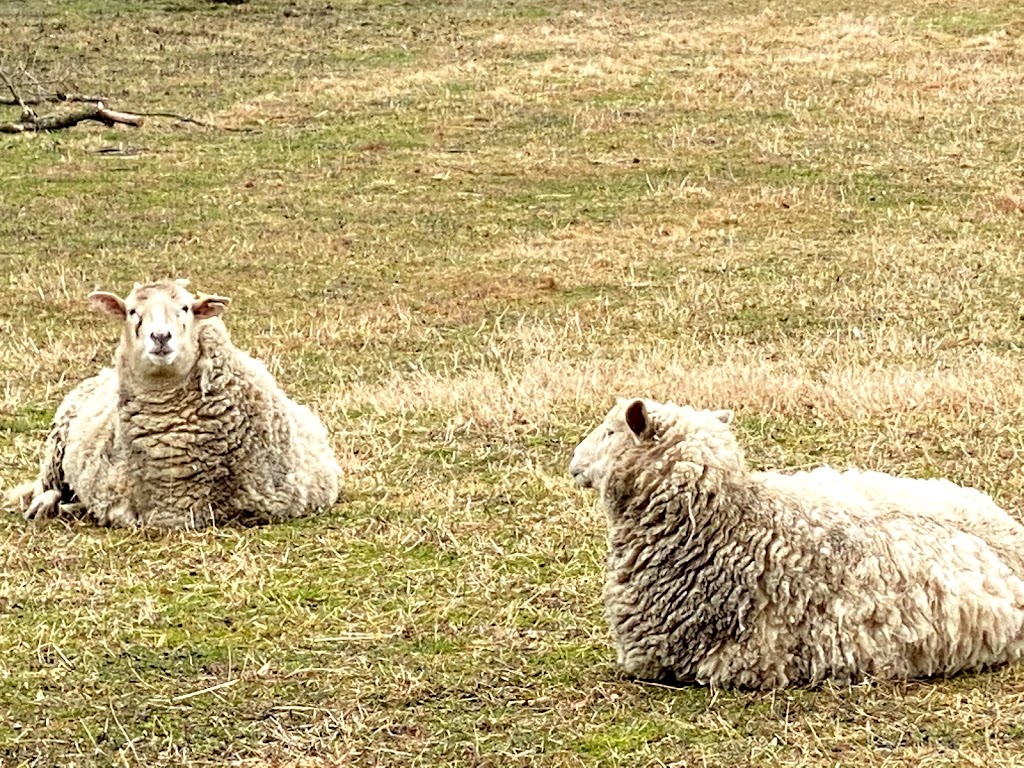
[150,330,172,347]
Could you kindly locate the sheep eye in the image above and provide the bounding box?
[128,309,137,317]
[181,305,190,313]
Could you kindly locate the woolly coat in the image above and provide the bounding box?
[19,319,340,528]
[571,400,1024,689]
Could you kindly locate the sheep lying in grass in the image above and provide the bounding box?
[569,398,1024,689]
[6,280,341,529]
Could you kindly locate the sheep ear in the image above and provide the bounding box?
[89,291,127,319]
[624,399,652,439]
[192,294,231,319]
[712,409,734,425]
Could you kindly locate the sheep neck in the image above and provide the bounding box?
[113,335,257,526]
[604,465,767,675]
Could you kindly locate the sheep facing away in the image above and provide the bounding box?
[569,398,1024,689]
[6,280,341,529]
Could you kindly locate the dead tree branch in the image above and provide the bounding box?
[0,64,255,134]
[0,103,144,133]
[0,93,108,107]
[0,67,33,119]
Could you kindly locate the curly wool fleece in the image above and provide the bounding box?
[570,398,1024,689]
[8,281,340,529]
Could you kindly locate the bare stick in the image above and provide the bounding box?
[0,103,144,133]
[129,110,254,132]
[0,67,30,115]
[0,65,255,133]
[170,678,239,702]
[0,93,108,106]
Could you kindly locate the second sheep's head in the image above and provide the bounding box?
[89,280,231,382]
[569,398,740,499]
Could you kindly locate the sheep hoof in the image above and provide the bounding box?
[58,502,86,517]
[24,490,61,521]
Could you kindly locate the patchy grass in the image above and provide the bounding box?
[4,0,1024,765]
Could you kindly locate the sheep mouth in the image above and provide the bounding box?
[571,469,593,488]
[145,348,177,365]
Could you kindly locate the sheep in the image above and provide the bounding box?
[5,280,341,529]
[569,398,1024,689]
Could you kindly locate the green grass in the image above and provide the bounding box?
[4,0,1024,765]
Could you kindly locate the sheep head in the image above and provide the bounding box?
[569,398,737,494]
[89,281,231,382]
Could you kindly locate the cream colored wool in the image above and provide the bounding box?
[6,281,341,529]
[570,398,1024,689]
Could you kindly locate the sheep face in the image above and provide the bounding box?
[89,281,231,382]
[570,399,737,494]
[570,399,658,491]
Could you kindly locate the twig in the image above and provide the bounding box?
[0,67,31,117]
[51,642,75,670]
[131,110,211,126]
[4,77,75,88]
[0,93,108,106]
[109,704,142,765]
[130,110,254,132]
[169,678,239,702]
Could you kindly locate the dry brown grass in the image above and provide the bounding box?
[3,0,1024,764]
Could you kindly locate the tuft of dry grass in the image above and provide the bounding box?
[4,0,1024,765]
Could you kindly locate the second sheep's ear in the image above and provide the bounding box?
[89,291,127,319]
[712,409,735,425]
[624,399,653,439]
[192,294,232,320]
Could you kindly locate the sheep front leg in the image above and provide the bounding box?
[96,501,139,527]
[24,489,61,521]
[58,502,87,517]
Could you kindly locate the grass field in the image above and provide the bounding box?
[3,0,1024,765]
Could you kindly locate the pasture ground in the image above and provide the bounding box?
[3,0,1024,765]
